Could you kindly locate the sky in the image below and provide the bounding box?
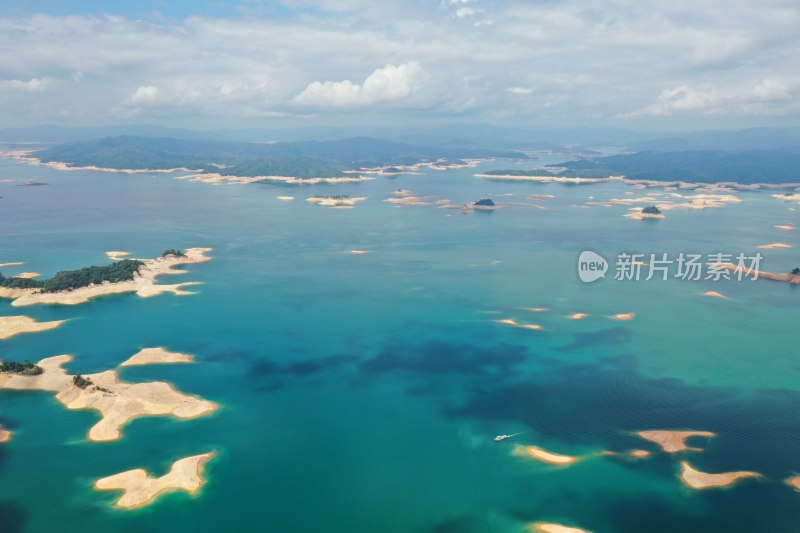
[0,0,798,132]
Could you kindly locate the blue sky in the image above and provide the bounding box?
[0,0,798,131]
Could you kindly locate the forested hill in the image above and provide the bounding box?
[33,135,525,174]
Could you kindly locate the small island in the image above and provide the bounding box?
[679,461,761,490]
[513,444,579,465]
[121,347,194,367]
[0,424,10,443]
[642,205,662,215]
[529,523,591,533]
[637,430,715,453]
[95,452,216,509]
[306,195,367,209]
[473,198,497,211]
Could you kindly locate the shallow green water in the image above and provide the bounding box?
[0,156,798,532]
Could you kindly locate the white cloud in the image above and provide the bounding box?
[507,86,533,95]
[0,77,49,92]
[294,62,428,106]
[128,85,160,105]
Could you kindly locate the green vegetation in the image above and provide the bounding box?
[162,249,185,257]
[73,374,92,389]
[72,374,111,393]
[0,259,144,293]
[0,360,44,375]
[642,205,662,215]
[474,198,496,207]
[792,267,800,275]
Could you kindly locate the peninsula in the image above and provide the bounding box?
[0,354,217,441]
[0,247,212,306]
[0,315,65,339]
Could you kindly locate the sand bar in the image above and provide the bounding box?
[568,313,588,320]
[121,347,194,367]
[702,291,726,299]
[756,243,792,249]
[0,247,212,307]
[714,262,800,285]
[530,523,591,533]
[774,225,796,231]
[0,354,217,441]
[276,196,295,201]
[513,444,579,465]
[679,461,761,489]
[786,476,800,491]
[611,313,634,321]
[95,452,215,509]
[105,251,131,261]
[13,272,41,279]
[637,430,715,453]
[0,262,24,267]
[179,172,372,186]
[0,425,10,443]
[0,315,65,339]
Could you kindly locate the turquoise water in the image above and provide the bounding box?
[0,156,798,532]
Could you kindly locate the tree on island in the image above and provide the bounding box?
[642,205,662,215]
[162,249,186,257]
[792,267,800,275]
[474,198,495,207]
[0,360,43,375]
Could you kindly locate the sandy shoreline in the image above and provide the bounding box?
[95,452,215,509]
[0,354,217,442]
[0,247,212,307]
[637,430,715,453]
[679,461,761,489]
[0,425,10,443]
[0,315,66,339]
[786,476,800,491]
[121,347,194,367]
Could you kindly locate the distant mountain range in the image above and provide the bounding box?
[551,150,800,183]
[29,135,525,176]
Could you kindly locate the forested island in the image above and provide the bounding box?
[0,250,187,293]
[0,259,144,293]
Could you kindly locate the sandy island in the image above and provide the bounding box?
[0,354,217,441]
[0,261,24,267]
[529,523,591,533]
[568,313,588,320]
[786,476,800,491]
[276,195,295,201]
[757,242,793,249]
[95,452,215,509]
[121,347,194,367]
[0,425,10,443]
[702,291,727,299]
[306,196,367,209]
[513,444,579,465]
[611,313,634,321]
[637,430,715,453]
[105,251,131,261]
[774,225,796,231]
[0,315,66,339]
[679,461,761,490]
[0,247,212,307]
